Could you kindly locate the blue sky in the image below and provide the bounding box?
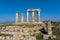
[0,0,60,23]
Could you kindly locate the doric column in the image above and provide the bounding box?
[38,10,40,24]
[26,11,29,23]
[21,14,24,24]
[16,11,18,24]
[32,11,35,23]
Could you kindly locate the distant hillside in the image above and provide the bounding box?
[0,21,15,24]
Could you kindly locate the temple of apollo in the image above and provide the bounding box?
[15,9,40,24]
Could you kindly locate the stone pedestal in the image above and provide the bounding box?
[47,21,52,35]
[43,23,47,30]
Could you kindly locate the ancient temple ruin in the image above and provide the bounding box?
[0,9,53,40]
[16,9,40,24]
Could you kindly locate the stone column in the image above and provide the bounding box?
[38,10,40,24]
[26,11,29,23]
[21,14,24,24]
[47,21,52,35]
[16,11,18,24]
[32,11,35,23]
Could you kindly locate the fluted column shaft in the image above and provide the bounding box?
[21,14,24,23]
[38,10,40,24]
[16,12,18,24]
[32,11,35,23]
[26,11,29,23]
